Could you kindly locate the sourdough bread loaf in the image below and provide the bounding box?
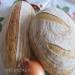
[29,8,75,75]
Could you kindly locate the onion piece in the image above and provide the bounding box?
[20,59,45,75]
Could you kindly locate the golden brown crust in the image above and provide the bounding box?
[5,3,21,68]
[35,12,69,27]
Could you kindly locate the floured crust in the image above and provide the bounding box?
[29,10,75,75]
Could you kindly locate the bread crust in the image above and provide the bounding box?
[4,2,21,69]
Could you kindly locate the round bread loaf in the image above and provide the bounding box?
[29,8,75,75]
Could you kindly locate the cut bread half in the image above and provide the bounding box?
[3,1,35,75]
